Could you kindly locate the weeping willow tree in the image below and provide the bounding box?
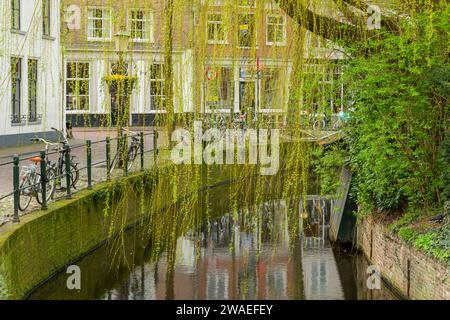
[57,0,449,276]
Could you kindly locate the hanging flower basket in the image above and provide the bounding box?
[103,75,137,96]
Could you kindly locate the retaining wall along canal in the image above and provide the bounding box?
[0,172,147,300]
[0,163,295,300]
[357,216,449,300]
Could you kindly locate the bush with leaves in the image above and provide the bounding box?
[343,9,449,216]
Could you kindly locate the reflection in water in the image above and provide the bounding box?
[29,197,400,300]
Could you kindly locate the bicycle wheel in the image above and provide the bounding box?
[36,168,56,205]
[313,120,326,130]
[70,163,79,189]
[332,120,340,130]
[127,146,138,171]
[109,153,118,174]
[18,178,33,211]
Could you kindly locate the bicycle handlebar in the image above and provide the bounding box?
[121,127,139,136]
[29,137,62,155]
[51,127,69,145]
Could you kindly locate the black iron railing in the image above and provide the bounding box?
[0,130,159,223]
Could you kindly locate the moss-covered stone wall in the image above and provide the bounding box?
[0,172,145,300]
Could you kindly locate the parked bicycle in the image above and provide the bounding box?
[233,112,248,130]
[26,127,79,197]
[47,127,80,190]
[331,111,351,130]
[109,127,141,174]
[18,154,56,211]
[20,127,81,211]
[312,112,328,130]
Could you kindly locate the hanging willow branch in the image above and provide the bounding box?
[275,0,373,44]
[274,0,444,44]
[165,0,176,143]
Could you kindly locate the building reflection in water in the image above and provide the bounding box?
[99,196,354,300]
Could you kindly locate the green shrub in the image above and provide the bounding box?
[414,229,450,264]
[344,10,449,216]
[398,227,416,242]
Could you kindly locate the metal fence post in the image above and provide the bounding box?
[40,150,48,210]
[87,140,92,190]
[106,137,111,181]
[13,155,20,223]
[123,134,128,176]
[64,145,72,199]
[140,132,144,171]
[153,130,158,167]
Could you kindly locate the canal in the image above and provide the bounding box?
[29,192,401,300]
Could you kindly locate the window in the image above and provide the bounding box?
[238,67,257,113]
[11,57,22,123]
[11,0,20,31]
[129,9,152,42]
[149,64,165,110]
[87,8,111,40]
[303,64,344,113]
[42,0,50,36]
[239,0,256,7]
[238,14,256,48]
[206,272,229,300]
[66,62,90,111]
[266,15,286,46]
[207,13,226,44]
[261,68,283,109]
[205,66,233,111]
[28,59,38,122]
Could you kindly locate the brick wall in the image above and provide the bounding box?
[357,217,449,300]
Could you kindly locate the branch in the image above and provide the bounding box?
[334,0,365,26]
[276,0,372,44]
[276,0,408,46]
[341,0,401,33]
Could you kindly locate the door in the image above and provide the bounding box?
[239,80,256,119]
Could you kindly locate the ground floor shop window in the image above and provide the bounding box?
[205,66,233,112]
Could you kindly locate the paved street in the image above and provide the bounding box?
[0,127,167,224]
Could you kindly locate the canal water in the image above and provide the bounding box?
[29,194,401,300]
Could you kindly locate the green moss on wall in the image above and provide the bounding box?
[0,145,303,300]
[0,171,152,300]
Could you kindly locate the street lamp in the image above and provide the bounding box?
[114,30,130,54]
[112,29,131,160]
[114,30,130,75]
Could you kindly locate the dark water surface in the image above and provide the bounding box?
[29,198,401,300]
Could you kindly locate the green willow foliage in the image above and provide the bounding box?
[344,7,449,215]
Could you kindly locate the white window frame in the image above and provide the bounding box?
[239,0,256,8]
[65,61,91,114]
[147,62,166,113]
[304,63,345,114]
[10,56,23,125]
[237,13,257,49]
[127,8,154,43]
[87,7,112,41]
[266,14,286,46]
[259,67,287,113]
[207,13,227,45]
